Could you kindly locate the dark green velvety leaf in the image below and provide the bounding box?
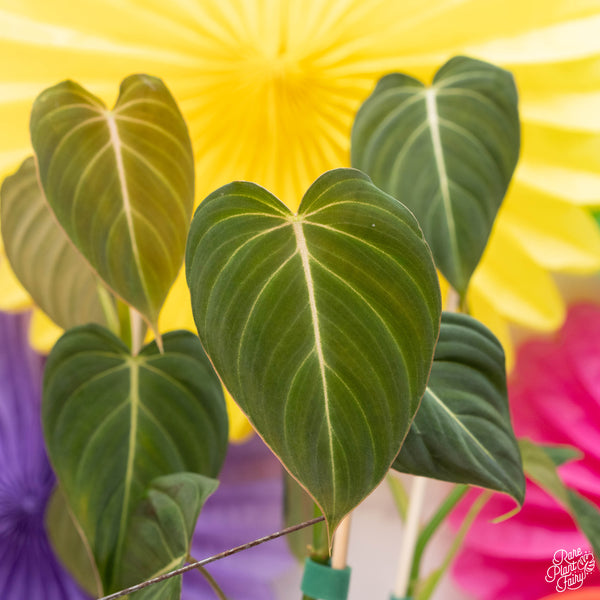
[521,438,600,560]
[118,473,218,599]
[30,75,194,328]
[43,326,228,595]
[1,157,115,330]
[393,312,525,505]
[352,56,520,295]
[186,168,441,538]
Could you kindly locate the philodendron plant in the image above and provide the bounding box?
[1,58,598,600]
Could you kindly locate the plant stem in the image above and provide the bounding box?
[388,472,409,521]
[187,557,228,600]
[129,307,143,355]
[331,513,352,569]
[96,284,120,337]
[406,484,468,596]
[416,490,492,600]
[393,476,427,598]
[445,286,460,313]
[96,516,324,600]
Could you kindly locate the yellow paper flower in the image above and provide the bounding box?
[2,1,600,439]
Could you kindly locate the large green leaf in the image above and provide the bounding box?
[30,75,194,328]
[393,312,525,504]
[186,168,441,537]
[1,156,115,331]
[43,326,228,594]
[520,439,600,560]
[351,56,520,295]
[118,473,218,599]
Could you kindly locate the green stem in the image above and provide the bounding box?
[407,484,468,595]
[415,490,492,600]
[394,476,428,597]
[96,284,120,337]
[188,555,228,600]
[388,473,409,522]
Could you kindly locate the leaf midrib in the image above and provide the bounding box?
[113,359,140,584]
[105,112,151,310]
[425,88,461,276]
[292,219,336,507]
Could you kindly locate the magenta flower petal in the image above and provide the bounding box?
[182,437,295,600]
[451,304,600,600]
[0,312,90,600]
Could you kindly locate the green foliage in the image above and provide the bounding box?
[351,56,520,296]
[394,312,525,504]
[1,157,114,331]
[186,168,442,539]
[46,487,101,597]
[520,439,600,560]
[42,326,228,594]
[118,473,219,599]
[30,75,195,330]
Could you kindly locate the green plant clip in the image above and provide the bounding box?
[301,558,351,600]
[389,596,412,600]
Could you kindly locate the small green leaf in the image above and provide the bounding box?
[519,438,569,506]
[30,75,195,328]
[351,56,520,295]
[565,490,600,563]
[284,472,327,562]
[118,473,218,599]
[46,486,101,598]
[186,168,441,539]
[393,312,525,505]
[540,443,583,467]
[43,326,228,594]
[521,438,600,559]
[1,157,115,330]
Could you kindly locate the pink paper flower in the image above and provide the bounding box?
[451,304,600,600]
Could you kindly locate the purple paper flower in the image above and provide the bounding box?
[0,311,89,599]
[0,309,294,599]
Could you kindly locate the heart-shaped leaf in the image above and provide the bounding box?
[118,473,218,599]
[186,168,441,537]
[351,56,520,296]
[43,326,228,594]
[1,156,115,331]
[393,312,525,504]
[30,75,195,329]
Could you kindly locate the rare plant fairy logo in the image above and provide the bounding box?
[545,548,596,592]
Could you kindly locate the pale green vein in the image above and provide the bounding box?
[235,251,298,378]
[201,221,291,329]
[298,175,370,215]
[114,114,193,162]
[49,115,106,172]
[363,92,426,165]
[387,118,430,191]
[434,70,500,90]
[105,111,151,310]
[305,221,431,311]
[425,387,494,461]
[310,256,410,387]
[425,88,461,276]
[120,142,189,222]
[116,361,140,568]
[292,219,336,509]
